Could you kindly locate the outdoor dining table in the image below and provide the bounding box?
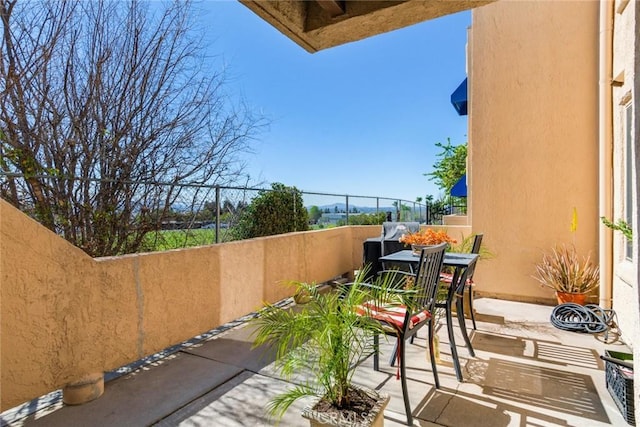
[378,250,479,381]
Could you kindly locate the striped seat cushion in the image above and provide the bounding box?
[439,272,474,286]
[356,301,431,330]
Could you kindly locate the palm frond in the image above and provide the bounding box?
[250,271,407,420]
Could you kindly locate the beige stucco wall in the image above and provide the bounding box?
[0,200,383,410]
[1,200,106,409]
[608,0,639,422]
[469,0,600,303]
[443,215,469,226]
[1,200,475,410]
[610,0,639,349]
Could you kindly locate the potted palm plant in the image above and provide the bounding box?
[533,244,599,305]
[251,271,406,426]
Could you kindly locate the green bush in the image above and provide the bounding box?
[337,212,387,226]
[234,183,309,239]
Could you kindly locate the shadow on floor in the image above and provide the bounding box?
[477,358,608,423]
[472,330,604,370]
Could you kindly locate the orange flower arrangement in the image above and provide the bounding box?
[399,228,457,246]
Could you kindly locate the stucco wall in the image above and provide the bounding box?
[469,0,600,303]
[610,0,639,349]
[0,200,382,410]
[608,0,639,422]
[1,200,105,410]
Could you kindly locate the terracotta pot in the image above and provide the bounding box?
[556,291,587,305]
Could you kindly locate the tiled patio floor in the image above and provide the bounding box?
[2,298,632,426]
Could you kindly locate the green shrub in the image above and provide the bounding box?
[234,183,309,239]
[337,212,386,226]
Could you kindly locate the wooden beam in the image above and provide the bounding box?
[315,0,345,17]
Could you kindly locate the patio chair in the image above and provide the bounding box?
[439,233,483,329]
[356,243,447,425]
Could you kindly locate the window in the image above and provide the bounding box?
[624,102,633,260]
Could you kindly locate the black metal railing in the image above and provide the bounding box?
[1,172,448,253]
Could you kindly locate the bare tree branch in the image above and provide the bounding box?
[0,0,266,256]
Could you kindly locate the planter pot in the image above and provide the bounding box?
[556,291,587,305]
[302,386,390,427]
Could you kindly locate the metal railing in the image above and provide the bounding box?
[0,172,435,251]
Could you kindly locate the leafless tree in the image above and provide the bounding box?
[0,0,265,256]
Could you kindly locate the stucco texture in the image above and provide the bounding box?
[610,0,639,345]
[1,200,106,408]
[0,199,383,410]
[469,0,600,303]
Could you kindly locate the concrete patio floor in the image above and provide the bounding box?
[2,298,632,426]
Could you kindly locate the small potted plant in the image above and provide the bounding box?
[251,271,407,426]
[533,244,600,305]
[399,228,456,255]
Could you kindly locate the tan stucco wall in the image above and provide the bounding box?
[0,200,382,410]
[1,200,106,409]
[469,0,600,303]
[610,0,638,348]
[1,202,476,410]
[443,215,469,226]
[608,0,639,421]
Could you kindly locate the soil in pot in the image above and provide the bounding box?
[303,386,389,427]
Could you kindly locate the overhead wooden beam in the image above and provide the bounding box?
[239,0,496,53]
[315,0,345,17]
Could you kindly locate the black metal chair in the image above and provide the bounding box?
[439,233,483,329]
[356,243,447,425]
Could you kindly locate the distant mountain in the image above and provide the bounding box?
[310,203,396,213]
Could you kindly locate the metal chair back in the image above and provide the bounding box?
[466,233,483,280]
[408,242,447,332]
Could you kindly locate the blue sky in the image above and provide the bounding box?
[196,1,469,206]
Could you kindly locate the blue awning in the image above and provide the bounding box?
[450,78,467,116]
[451,174,467,197]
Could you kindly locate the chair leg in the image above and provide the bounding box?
[427,320,440,389]
[389,340,397,367]
[456,295,475,358]
[398,337,413,426]
[373,334,379,371]
[468,284,477,330]
[445,300,463,381]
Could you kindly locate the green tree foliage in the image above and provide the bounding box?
[234,183,309,239]
[392,201,412,221]
[308,205,323,224]
[425,138,467,193]
[337,212,386,226]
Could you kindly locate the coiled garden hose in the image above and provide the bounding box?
[550,303,617,340]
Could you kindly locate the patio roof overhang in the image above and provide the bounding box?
[238,0,495,53]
